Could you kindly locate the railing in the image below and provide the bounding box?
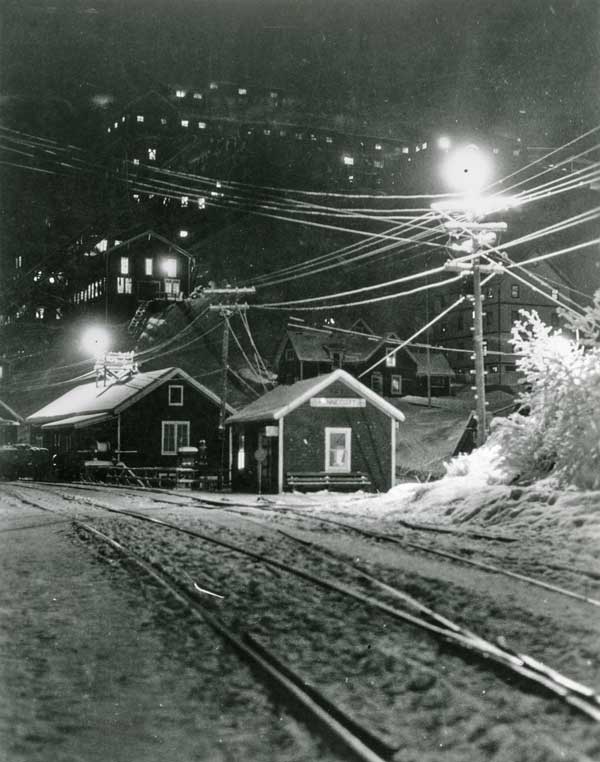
[81,462,220,490]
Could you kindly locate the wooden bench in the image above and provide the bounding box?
[286,471,372,492]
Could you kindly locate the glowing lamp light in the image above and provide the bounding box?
[437,136,452,151]
[82,326,110,358]
[441,144,493,193]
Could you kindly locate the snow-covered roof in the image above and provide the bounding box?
[227,369,406,424]
[404,348,455,377]
[27,367,233,425]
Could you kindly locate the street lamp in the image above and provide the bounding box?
[82,326,111,387]
[81,326,110,358]
[435,144,504,448]
[441,143,493,196]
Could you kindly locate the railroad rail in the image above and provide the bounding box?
[8,483,600,725]
[12,480,600,604]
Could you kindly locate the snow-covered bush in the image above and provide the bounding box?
[493,307,600,489]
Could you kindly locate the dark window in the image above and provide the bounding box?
[331,351,343,368]
[486,287,494,299]
[550,311,560,328]
[511,310,520,323]
[168,384,184,406]
[285,348,295,361]
[504,364,516,373]
[371,372,383,394]
[457,312,464,331]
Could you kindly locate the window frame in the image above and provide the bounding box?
[511,284,520,299]
[384,351,396,368]
[161,420,190,455]
[120,256,129,275]
[145,258,153,277]
[168,384,184,406]
[391,374,402,396]
[324,427,352,474]
[371,371,383,395]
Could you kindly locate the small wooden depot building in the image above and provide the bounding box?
[227,369,405,494]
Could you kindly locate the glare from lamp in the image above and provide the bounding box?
[81,326,110,358]
[437,136,452,151]
[441,144,493,193]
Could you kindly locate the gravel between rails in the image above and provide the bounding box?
[6,484,600,762]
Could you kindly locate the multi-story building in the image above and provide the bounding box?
[429,260,573,388]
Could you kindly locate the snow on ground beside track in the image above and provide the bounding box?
[274,474,600,568]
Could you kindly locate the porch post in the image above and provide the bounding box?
[277,418,284,493]
[390,418,397,489]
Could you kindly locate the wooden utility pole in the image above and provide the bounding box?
[442,222,507,447]
[207,287,256,487]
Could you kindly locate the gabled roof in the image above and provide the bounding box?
[279,327,387,364]
[103,230,193,261]
[27,368,234,426]
[404,348,455,377]
[226,369,405,424]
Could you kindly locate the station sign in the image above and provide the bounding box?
[310,397,366,408]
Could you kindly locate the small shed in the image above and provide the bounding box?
[226,369,405,494]
[27,367,233,477]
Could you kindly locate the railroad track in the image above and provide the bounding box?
[8,482,600,730]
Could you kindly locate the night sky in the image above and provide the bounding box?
[1,0,599,144]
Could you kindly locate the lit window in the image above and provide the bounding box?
[175,89,186,98]
[197,197,206,209]
[160,117,167,125]
[374,160,384,169]
[264,128,271,136]
[310,134,317,141]
[181,196,189,207]
[422,142,428,150]
[161,421,190,455]
[181,119,189,128]
[511,284,520,299]
[164,279,180,295]
[136,115,144,123]
[295,132,303,140]
[145,258,153,276]
[15,255,22,269]
[35,307,45,320]
[179,229,189,238]
[113,121,118,129]
[193,92,203,100]
[551,288,559,300]
[237,434,246,470]
[121,116,126,123]
[375,143,382,151]
[133,158,140,166]
[343,155,354,166]
[198,121,206,129]
[132,193,140,202]
[325,428,351,473]
[270,91,278,99]
[96,239,108,253]
[148,148,157,160]
[238,87,247,95]
[415,145,421,152]
[209,81,218,90]
[325,136,333,144]
[168,385,184,406]
[385,352,396,368]
[391,375,402,395]
[371,372,383,394]
[117,277,132,294]
[162,258,177,278]
[107,127,111,133]
[402,146,409,154]
[120,257,129,275]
